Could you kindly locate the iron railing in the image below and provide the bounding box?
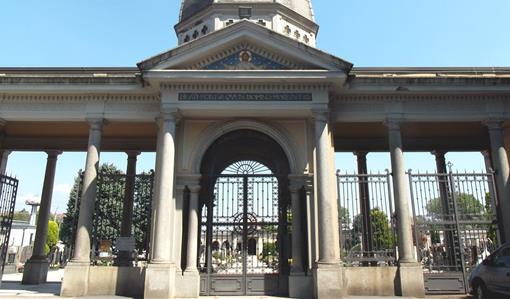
[71,169,154,264]
[0,174,18,280]
[409,166,500,294]
[337,170,397,266]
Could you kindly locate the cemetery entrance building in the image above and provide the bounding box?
[1,0,510,298]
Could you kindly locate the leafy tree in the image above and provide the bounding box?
[351,208,394,250]
[338,206,350,229]
[60,173,82,245]
[60,164,154,254]
[13,209,31,222]
[44,220,59,255]
[426,193,484,220]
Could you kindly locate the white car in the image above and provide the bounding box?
[469,242,510,299]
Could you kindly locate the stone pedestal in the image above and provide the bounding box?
[175,270,200,298]
[60,263,90,297]
[397,263,425,298]
[313,264,345,299]
[289,272,313,299]
[144,263,176,299]
[21,257,49,285]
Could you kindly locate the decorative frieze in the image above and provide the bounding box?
[178,92,312,102]
[0,94,160,104]
[162,82,330,91]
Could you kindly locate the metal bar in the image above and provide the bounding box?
[448,169,468,293]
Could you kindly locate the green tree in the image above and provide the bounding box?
[338,206,350,229]
[44,220,59,255]
[13,209,31,222]
[59,173,82,245]
[60,164,154,254]
[352,208,394,250]
[425,193,484,220]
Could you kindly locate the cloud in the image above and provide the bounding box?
[53,184,72,195]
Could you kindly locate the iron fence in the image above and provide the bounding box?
[409,166,500,294]
[0,174,18,280]
[337,170,397,266]
[71,169,154,264]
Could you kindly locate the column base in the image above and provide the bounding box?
[144,263,176,299]
[397,262,425,298]
[21,256,49,285]
[60,262,90,297]
[313,263,345,299]
[174,269,200,298]
[289,272,313,299]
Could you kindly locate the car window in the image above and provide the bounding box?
[493,247,510,267]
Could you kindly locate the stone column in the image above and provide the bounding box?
[290,180,304,274]
[312,111,344,299]
[0,150,10,175]
[144,110,179,299]
[486,120,510,242]
[289,176,313,298]
[174,185,185,272]
[180,184,200,298]
[115,151,140,267]
[61,119,103,297]
[185,185,200,273]
[22,150,62,284]
[386,119,424,297]
[354,151,373,264]
[0,120,9,175]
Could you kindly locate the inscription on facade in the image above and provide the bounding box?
[178,93,312,102]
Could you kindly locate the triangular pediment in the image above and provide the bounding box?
[138,20,353,72]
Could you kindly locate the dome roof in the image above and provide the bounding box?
[179,0,314,22]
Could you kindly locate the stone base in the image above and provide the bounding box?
[60,262,90,297]
[21,257,49,285]
[313,264,345,299]
[144,263,176,299]
[344,266,398,296]
[174,270,200,298]
[289,272,313,298]
[397,262,425,298]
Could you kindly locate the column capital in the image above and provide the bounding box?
[158,108,181,124]
[431,150,448,157]
[484,119,505,131]
[126,151,141,159]
[384,117,403,131]
[311,109,329,123]
[46,150,63,158]
[187,185,201,194]
[86,118,105,131]
[353,151,368,158]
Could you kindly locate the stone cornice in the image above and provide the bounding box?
[161,82,331,91]
[348,76,510,88]
[0,94,160,104]
[0,75,141,86]
[333,94,510,103]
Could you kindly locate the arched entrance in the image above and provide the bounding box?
[198,130,291,296]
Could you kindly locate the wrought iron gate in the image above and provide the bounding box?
[0,174,19,281]
[409,167,500,294]
[199,161,287,296]
[337,171,397,266]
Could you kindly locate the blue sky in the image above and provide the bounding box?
[1,0,508,212]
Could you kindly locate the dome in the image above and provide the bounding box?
[179,0,315,22]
